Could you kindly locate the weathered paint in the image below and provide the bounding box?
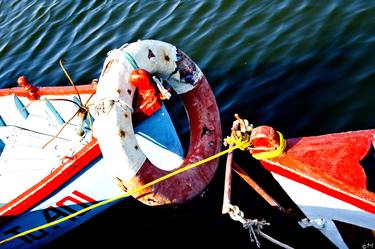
[273,173,374,249]
[250,127,375,214]
[0,138,101,218]
[122,40,202,94]
[249,126,375,249]
[0,82,96,97]
[0,77,185,247]
[93,48,145,180]
[94,40,221,206]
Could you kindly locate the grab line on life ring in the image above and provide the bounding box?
[93,39,222,206]
[123,52,139,69]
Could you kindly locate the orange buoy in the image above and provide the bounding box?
[130,69,162,117]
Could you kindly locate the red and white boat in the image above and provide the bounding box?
[0,39,221,248]
[249,125,375,248]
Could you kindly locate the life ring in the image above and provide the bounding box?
[93,40,222,206]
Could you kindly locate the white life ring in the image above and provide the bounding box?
[93,40,221,206]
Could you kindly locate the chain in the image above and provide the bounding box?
[227,204,269,248]
[227,204,294,249]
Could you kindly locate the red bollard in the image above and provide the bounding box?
[17,76,39,100]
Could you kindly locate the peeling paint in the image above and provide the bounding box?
[103,59,114,76]
[201,126,211,137]
[147,49,155,59]
[115,177,128,192]
[175,49,197,85]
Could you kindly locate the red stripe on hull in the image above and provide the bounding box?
[0,139,101,218]
[259,129,375,214]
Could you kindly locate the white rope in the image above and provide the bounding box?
[152,76,171,100]
[257,230,295,249]
[115,99,134,113]
[94,98,134,116]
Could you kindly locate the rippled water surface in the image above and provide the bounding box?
[1,1,374,248]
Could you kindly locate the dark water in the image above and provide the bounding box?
[1,1,374,248]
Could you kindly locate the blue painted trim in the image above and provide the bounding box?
[44,99,65,125]
[73,96,94,130]
[13,96,29,119]
[0,139,4,156]
[83,113,94,131]
[0,116,5,127]
[72,96,80,106]
[135,102,184,158]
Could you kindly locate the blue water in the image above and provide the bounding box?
[1,1,374,248]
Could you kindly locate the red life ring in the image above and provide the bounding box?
[93,40,222,206]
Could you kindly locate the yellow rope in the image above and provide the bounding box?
[224,134,251,150]
[0,139,249,245]
[59,59,82,104]
[251,131,287,160]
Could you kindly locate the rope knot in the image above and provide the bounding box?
[224,134,251,150]
[251,131,287,160]
[224,114,253,150]
[225,115,287,159]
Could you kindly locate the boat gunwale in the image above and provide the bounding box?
[0,84,99,219]
[0,84,96,97]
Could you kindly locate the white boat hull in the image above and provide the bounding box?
[0,89,184,248]
[272,173,375,249]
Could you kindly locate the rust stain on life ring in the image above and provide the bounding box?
[118,129,126,138]
[162,49,170,63]
[103,59,115,76]
[96,40,222,207]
